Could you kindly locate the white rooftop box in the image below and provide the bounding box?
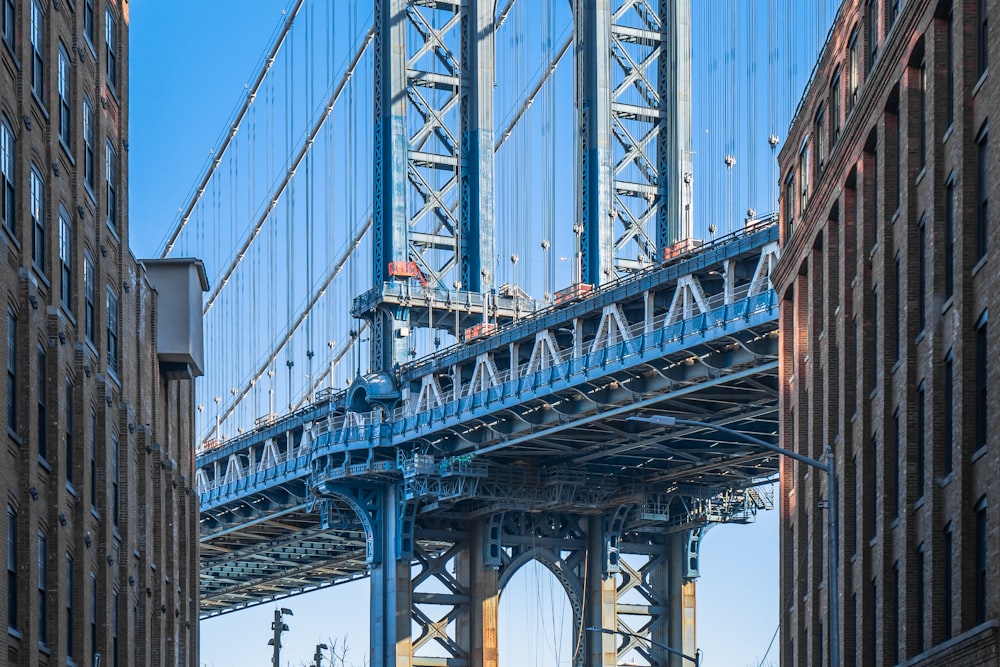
[142,258,210,379]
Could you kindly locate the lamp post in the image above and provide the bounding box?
[585,626,701,666]
[268,607,293,666]
[627,414,839,667]
[313,642,329,667]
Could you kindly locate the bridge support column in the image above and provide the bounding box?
[669,535,697,667]
[456,519,499,667]
[584,516,618,667]
[370,485,413,667]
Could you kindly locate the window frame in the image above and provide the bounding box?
[106,287,118,375]
[6,307,15,434]
[58,44,72,147]
[105,7,118,92]
[59,206,72,312]
[6,506,15,630]
[29,0,43,100]
[36,342,46,461]
[83,98,95,193]
[977,128,989,261]
[1,0,14,52]
[84,252,95,345]
[0,116,13,236]
[29,165,44,274]
[106,141,118,233]
[37,530,47,645]
[975,311,988,451]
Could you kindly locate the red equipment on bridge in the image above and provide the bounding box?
[387,261,428,287]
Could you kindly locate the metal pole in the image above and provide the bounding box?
[272,609,281,666]
[626,415,840,667]
[827,445,840,667]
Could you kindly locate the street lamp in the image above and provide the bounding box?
[627,414,840,667]
[268,607,293,666]
[585,626,701,666]
[313,642,329,667]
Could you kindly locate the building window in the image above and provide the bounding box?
[979,0,989,78]
[943,352,953,473]
[89,410,97,509]
[106,142,118,233]
[29,166,44,274]
[919,60,927,166]
[798,142,809,212]
[871,433,879,538]
[6,308,15,434]
[83,98,95,192]
[946,7,954,128]
[37,531,46,645]
[58,46,71,146]
[893,254,901,361]
[830,69,841,144]
[943,523,953,640]
[892,560,900,664]
[1,0,14,51]
[84,253,95,344]
[915,544,925,654]
[887,0,899,30]
[784,172,795,237]
[0,117,12,235]
[977,130,988,262]
[89,573,97,662]
[6,506,15,629]
[112,591,119,667]
[65,377,73,483]
[975,313,988,451]
[916,383,927,500]
[36,343,46,461]
[105,8,118,92]
[29,0,43,99]
[893,107,901,211]
[849,26,860,111]
[918,216,926,330]
[872,286,879,391]
[891,410,900,518]
[106,289,118,374]
[84,0,94,47]
[814,105,825,180]
[66,553,73,659]
[111,434,119,526]
[871,577,879,659]
[866,0,879,72]
[975,497,988,624]
[59,208,72,312]
[945,180,954,299]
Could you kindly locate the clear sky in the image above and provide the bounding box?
[125,1,832,664]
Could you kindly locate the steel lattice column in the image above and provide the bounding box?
[370,485,413,667]
[576,0,615,286]
[459,0,495,296]
[371,0,496,371]
[585,516,619,666]
[577,0,693,283]
[455,520,500,667]
[372,0,410,371]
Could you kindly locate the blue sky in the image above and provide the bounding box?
[125,1,837,664]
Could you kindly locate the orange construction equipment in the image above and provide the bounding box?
[553,283,594,306]
[464,322,497,341]
[387,261,428,287]
[661,238,701,262]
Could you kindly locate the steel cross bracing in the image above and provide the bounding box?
[369,0,496,371]
[578,0,692,285]
[198,222,780,638]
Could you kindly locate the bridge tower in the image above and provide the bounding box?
[353,2,697,665]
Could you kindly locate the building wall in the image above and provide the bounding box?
[774,0,999,665]
[0,1,200,665]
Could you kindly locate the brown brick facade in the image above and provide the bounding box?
[0,1,200,665]
[774,0,999,665]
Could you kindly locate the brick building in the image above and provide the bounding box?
[774,0,999,664]
[0,1,205,665]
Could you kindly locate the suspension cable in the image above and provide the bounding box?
[160,0,306,257]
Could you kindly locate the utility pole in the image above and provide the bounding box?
[268,607,293,666]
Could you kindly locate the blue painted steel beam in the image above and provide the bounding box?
[659,0,694,245]
[459,0,495,296]
[577,0,615,285]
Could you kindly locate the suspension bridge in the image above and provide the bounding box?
[164,1,843,664]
